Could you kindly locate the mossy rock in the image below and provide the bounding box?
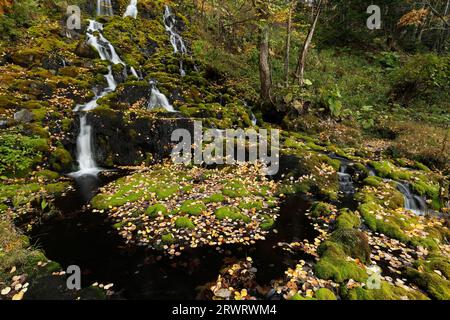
[214,206,250,222]
[404,267,450,300]
[343,281,429,300]
[310,201,335,218]
[35,169,59,180]
[363,176,383,187]
[315,288,337,300]
[179,200,206,216]
[174,216,196,229]
[49,147,73,172]
[204,193,225,203]
[330,228,371,264]
[222,180,250,198]
[359,202,409,243]
[315,242,367,283]
[145,203,168,218]
[260,215,275,230]
[161,233,176,244]
[336,209,361,229]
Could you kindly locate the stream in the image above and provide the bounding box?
[28,172,318,300]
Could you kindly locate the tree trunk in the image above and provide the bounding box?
[294,0,323,86]
[259,26,272,103]
[440,0,450,52]
[284,1,294,86]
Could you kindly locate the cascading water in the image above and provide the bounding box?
[396,181,428,215]
[97,0,114,16]
[74,66,117,112]
[73,115,100,177]
[338,163,355,195]
[71,18,126,177]
[147,80,175,112]
[163,5,187,76]
[241,100,257,126]
[86,20,124,65]
[124,0,138,19]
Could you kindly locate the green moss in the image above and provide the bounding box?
[49,147,73,172]
[404,267,450,300]
[238,200,263,210]
[330,228,371,264]
[363,176,383,187]
[61,118,73,132]
[306,142,327,152]
[336,209,361,229]
[161,233,176,244]
[156,185,180,200]
[34,169,59,180]
[179,200,206,216]
[315,288,337,300]
[175,216,196,229]
[369,160,413,180]
[222,180,250,198]
[204,193,225,203]
[145,203,168,218]
[310,201,335,218]
[344,281,429,300]
[260,215,275,230]
[314,241,367,283]
[359,202,409,243]
[31,108,47,122]
[214,206,250,222]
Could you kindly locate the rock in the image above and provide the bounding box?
[42,55,66,71]
[0,119,9,129]
[14,109,34,123]
[75,39,97,59]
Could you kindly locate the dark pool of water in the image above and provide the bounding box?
[27,173,317,300]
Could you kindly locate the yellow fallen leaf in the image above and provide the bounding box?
[12,291,24,300]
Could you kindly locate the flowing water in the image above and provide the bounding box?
[147,80,175,112]
[97,0,114,16]
[163,5,187,76]
[71,19,125,177]
[123,0,138,19]
[395,181,428,215]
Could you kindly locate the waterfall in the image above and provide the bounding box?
[71,19,124,177]
[72,115,100,177]
[97,0,114,16]
[123,0,138,19]
[87,20,124,65]
[74,66,117,112]
[338,163,355,195]
[396,181,427,215]
[163,5,187,76]
[130,66,139,78]
[147,80,175,112]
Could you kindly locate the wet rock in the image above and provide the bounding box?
[14,109,34,123]
[65,112,195,167]
[42,54,67,71]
